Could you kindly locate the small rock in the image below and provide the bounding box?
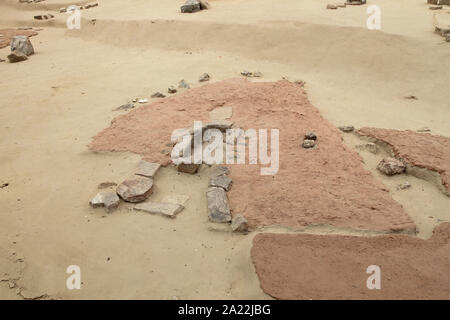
[178,163,200,174]
[404,95,418,100]
[114,103,134,111]
[168,86,177,94]
[178,79,190,89]
[231,214,248,232]
[327,4,338,9]
[7,51,27,63]
[199,73,210,82]
[60,8,67,13]
[10,36,34,56]
[429,5,443,10]
[135,160,160,178]
[377,157,406,176]
[134,202,184,218]
[34,14,54,20]
[207,187,231,223]
[446,34,450,42]
[241,71,253,77]
[302,139,316,149]
[304,132,317,140]
[397,182,411,190]
[338,125,354,133]
[209,174,232,191]
[252,71,263,77]
[162,194,190,206]
[181,0,201,13]
[89,191,120,212]
[116,177,153,202]
[151,92,166,98]
[417,127,431,133]
[138,98,148,104]
[97,181,117,189]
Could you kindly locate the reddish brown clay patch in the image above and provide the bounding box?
[358,128,450,195]
[0,29,38,49]
[90,79,415,232]
[251,222,450,299]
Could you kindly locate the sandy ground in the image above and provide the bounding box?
[0,0,449,299]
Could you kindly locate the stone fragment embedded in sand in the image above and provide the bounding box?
[377,157,406,176]
[199,73,210,82]
[114,103,134,111]
[326,4,338,9]
[181,0,201,13]
[207,187,231,223]
[338,125,354,133]
[89,191,120,212]
[98,181,117,189]
[34,14,54,20]
[10,36,34,56]
[397,182,411,190]
[162,194,190,206]
[178,163,200,174]
[116,177,153,202]
[231,214,248,232]
[168,86,177,94]
[134,202,184,218]
[151,92,166,98]
[135,161,161,178]
[178,79,190,89]
[302,139,316,149]
[209,175,232,191]
[446,34,450,42]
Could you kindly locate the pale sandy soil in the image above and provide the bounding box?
[0,0,449,299]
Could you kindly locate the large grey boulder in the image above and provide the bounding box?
[207,187,231,223]
[116,177,153,202]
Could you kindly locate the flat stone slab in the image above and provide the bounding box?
[89,191,120,212]
[134,202,184,218]
[252,223,450,299]
[162,194,190,206]
[209,106,233,120]
[116,177,153,203]
[135,160,160,178]
[207,187,231,223]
